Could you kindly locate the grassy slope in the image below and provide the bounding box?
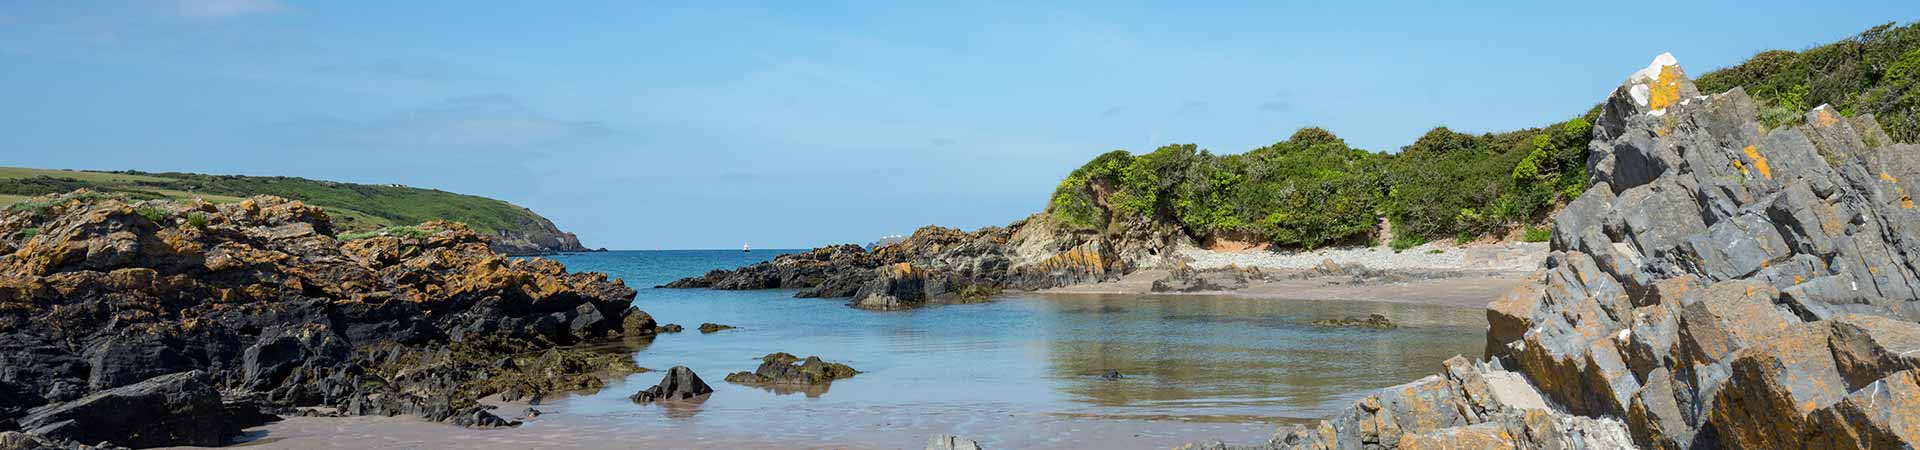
[0,167,551,237]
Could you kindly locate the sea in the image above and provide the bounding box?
[502,249,1487,449]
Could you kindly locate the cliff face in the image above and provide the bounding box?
[488,210,590,255]
[1222,54,1920,450]
[0,191,654,447]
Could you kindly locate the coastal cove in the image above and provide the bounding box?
[186,250,1493,450]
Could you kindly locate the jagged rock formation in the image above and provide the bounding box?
[662,213,1190,309]
[0,192,654,447]
[1230,54,1920,450]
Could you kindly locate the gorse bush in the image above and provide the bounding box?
[1696,22,1920,141]
[337,225,430,242]
[1045,21,1919,251]
[1051,129,1383,248]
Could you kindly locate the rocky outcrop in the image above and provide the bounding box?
[662,213,1190,309]
[629,366,713,404]
[487,212,589,256]
[723,352,859,387]
[1234,54,1920,450]
[0,191,654,447]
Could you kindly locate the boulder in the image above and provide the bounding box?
[629,366,713,404]
[18,371,235,448]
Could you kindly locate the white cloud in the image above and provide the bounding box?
[255,94,611,148]
[175,0,289,19]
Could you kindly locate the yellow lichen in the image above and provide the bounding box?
[1815,108,1840,128]
[1742,145,1772,180]
[1648,64,1684,111]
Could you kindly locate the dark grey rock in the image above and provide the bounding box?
[629,366,713,404]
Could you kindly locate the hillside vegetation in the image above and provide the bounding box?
[1049,21,1920,250]
[0,167,587,255]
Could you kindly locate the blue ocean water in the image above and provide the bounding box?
[530,250,1487,449]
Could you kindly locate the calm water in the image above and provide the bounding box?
[528,250,1487,449]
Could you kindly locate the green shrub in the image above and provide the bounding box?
[338,225,429,241]
[186,212,208,230]
[1426,248,1444,254]
[1522,226,1553,242]
[134,206,170,224]
[1389,232,1427,251]
[1033,21,1919,251]
[19,227,38,239]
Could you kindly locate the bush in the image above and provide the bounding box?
[19,227,38,240]
[1036,21,1918,251]
[186,212,208,230]
[134,206,169,224]
[1522,226,1552,242]
[338,225,429,242]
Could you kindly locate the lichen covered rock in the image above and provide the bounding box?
[0,192,655,447]
[1239,53,1920,450]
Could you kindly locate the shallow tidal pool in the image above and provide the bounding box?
[501,250,1490,449]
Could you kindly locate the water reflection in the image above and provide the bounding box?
[535,251,1490,449]
[1034,293,1484,420]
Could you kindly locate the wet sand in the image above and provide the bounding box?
[189,411,1274,450]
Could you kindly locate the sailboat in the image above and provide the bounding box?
[742,243,751,253]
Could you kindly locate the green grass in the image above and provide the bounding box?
[0,167,552,237]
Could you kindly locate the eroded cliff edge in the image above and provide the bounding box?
[1193,54,1920,450]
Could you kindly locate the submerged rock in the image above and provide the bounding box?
[697,323,735,333]
[629,366,713,404]
[656,323,685,333]
[925,434,987,450]
[1152,265,1261,292]
[723,353,859,387]
[1310,314,1396,329]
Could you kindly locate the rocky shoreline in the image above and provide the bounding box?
[1190,54,1920,450]
[661,216,1191,310]
[0,191,659,448]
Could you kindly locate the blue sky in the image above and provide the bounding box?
[0,1,1910,249]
